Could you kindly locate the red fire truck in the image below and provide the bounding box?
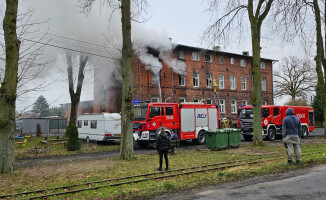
[238,105,315,141]
[133,102,219,148]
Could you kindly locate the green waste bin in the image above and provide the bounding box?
[224,128,241,148]
[205,129,228,150]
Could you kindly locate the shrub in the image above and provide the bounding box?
[66,124,80,151]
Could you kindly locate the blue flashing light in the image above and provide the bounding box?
[133,100,142,104]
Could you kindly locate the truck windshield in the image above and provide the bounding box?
[134,105,148,121]
[239,108,253,119]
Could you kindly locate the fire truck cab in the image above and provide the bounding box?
[238,105,315,141]
[133,102,219,148]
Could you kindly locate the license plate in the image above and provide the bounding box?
[116,134,121,137]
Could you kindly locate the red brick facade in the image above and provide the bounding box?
[93,44,274,123]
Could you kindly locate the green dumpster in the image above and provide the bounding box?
[205,129,228,150]
[225,128,241,148]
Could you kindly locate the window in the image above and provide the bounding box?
[260,61,265,69]
[91,120,97,129]
[230,58,235,65]
[241,100,247,106]
[206,73,212,88]
[240,59,246,67]
[151,97,159,102]
[219,56,224,63]
[204,54,212,63]
[150,107,160,118]
[152,72,160,84]
[84,120,88,126]
[166,107,173,115]
[273,108,279,116]
[231,100,237,114]
[219,99,225,114]
[192,52,200,61]
[179,75,185,86]
[218,75,224,89]
[179,97,186,103]
[206,99,212,104]
[230,75,236,89]
[262,108,270,118]
[193,98,200,103]
[241,77,247,90]
[77,120,82,128]
[262,78,267,91]
[262,101,267,105]
[161,107,164,116]
[179,50,185,59]
[193,71,199,87]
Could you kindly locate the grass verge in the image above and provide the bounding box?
[2,138,326,199]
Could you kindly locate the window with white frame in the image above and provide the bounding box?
[241,77,247,90]
[179,97,186,103]
[179,50,185,59]
[231,58,235,65]
[240,59,246,67]
[218,75,224,89]
[262,77,267,91]
[151,97,159,103]
[206,73,212,88]
[206,98,212,104]
[219,56,224,64]
[219,99,225,114]
[192,52,200,61]
[241,100,247,105]
[262,100,267,105]
[230,75,236,89]
[179,75,185,86]
[193,71,200,87]
[193,98,199,103]
[204,54,212,63]
[231,100,237,114]
[260,61,265,69]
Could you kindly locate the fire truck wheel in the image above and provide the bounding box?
[136,140,149,148]
[196,130,206,145]
[243,135,252,141]
[301,126,308,138]
[267,129,276,141]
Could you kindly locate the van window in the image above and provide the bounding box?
[84,120,88,126]
[77,120,82,128]
[262,108,269,118]
[273,108,279,116]
[166,107,173,115]
[91,120,97,129]
[161,107,165,116]
[150,107,160,118]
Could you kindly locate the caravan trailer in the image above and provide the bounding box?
[77,113,121,143]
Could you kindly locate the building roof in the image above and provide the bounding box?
[174,44,277,62]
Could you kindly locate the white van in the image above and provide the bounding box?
[77,113,121,143]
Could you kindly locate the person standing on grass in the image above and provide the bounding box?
[156,127,170,171]
[282,108,302,165]
[169,132,179,155]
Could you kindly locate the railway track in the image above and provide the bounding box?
[1,149,325,199]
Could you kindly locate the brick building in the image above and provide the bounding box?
[93,44,275,123]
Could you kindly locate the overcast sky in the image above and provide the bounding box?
[1,0,312,112]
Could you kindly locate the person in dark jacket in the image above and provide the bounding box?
[282,108,302,165]
[156,127,170,171]
[169,132,179,155]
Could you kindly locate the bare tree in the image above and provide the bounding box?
[274,56,316,101]
[65,51,89,126]
[204,0,274,146]
[0,0,20,174]
[81,0,148,160]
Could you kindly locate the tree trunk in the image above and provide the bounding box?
[69,97,79,126]
[312,0,326,137]
[250,21,264,146]
[0,0,20,174]
[120,0,134,160]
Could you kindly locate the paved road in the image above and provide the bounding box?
[155,163,326,200]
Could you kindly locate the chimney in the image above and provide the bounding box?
[242,51,249,56]
[213,46,221,51]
